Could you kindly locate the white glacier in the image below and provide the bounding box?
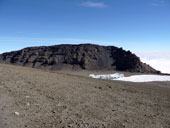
[115,75,170,82]
[89,73,170,82]
[89,73,124,79]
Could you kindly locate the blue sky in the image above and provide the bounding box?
[0,0,170,53]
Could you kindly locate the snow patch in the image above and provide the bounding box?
[89,73,170,82]
[89,73,124,79]
[115,75,170,82]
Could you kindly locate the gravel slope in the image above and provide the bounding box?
[0,64,170,128]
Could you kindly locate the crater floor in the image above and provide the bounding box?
[0,64,170,128]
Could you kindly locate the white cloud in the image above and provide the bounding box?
[151,0,168,6]
[80,1,107,8]
[136,52,170,74]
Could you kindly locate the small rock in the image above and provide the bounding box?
[14,112,20,116]
[26,96,30,98]
[122,123,126,127]
[98,87,102,89]
[68,124,72,127]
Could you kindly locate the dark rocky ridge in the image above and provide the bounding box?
[0,44,160,73]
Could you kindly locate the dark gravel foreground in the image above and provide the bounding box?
[0,64,170,128]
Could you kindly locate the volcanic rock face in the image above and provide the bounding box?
[0,44,160,73]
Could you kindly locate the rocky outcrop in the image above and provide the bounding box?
[0,44,160,73]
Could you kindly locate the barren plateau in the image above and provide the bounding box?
[0,64,170,128]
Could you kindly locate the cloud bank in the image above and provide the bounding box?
[80,1,107,8]
[136,52,170,74]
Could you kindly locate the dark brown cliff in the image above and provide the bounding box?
[0,44,160,73]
